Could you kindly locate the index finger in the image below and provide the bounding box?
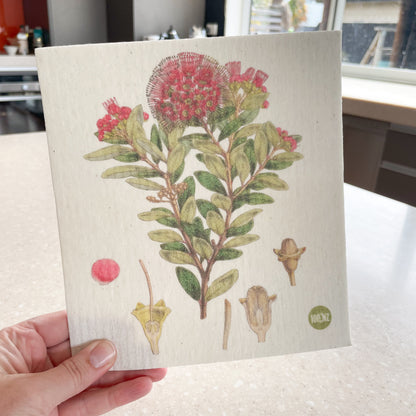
[23,310,69,348]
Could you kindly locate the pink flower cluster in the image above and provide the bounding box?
[96,98,148,141]
[277,127,297,152]
[225,61,269,108]
[147,52,228,131]
[225,61,268,88]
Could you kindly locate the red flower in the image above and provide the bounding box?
[225,62,268,88]
[276,127,297,152]
[284,136,297,152]
[147,52,228,131]
[225,61,269,109]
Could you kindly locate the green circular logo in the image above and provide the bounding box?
[308,306,332,330]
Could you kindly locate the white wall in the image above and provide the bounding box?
[47,0,107,46]
[133,0,205,39]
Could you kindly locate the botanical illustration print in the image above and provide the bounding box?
[84,52,304,322]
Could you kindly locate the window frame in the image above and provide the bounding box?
[225,0,416,85]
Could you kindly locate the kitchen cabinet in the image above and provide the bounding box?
[107,0,205,41]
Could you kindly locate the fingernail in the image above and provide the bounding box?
[89,340,116,368]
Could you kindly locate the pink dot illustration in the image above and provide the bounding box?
[91,259,120,284]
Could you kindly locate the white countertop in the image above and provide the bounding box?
[1,132,415,415]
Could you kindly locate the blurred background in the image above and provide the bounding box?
[1,0,415,205]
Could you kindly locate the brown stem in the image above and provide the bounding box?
[197,122,237,319]
[139,259,153,320]
[199,271,209,319]
[223,299,231,350]
[164,174,205,275]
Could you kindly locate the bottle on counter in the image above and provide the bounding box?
[17,26,29,55]
[33,27,43,49]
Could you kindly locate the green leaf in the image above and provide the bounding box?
[113,152,140,162]
[292,134,302,143]
[238,108,260,125]
[192,139,221,154]
[233,192,274,210]
[176,267,201,300]
[84,145,131,161]
[101,131,129,145]
[216,248,243,261]
[241,92,269,111]
[195,171,227,195]
[254,129,269,164]
[182,217,207,241]
[235,152,251,183]
[206,210,225,235]
[196,199,221,218]
[180,196,196,224]
[159,125,169,148]
[209,106,235,128]
[253,172,288,191]
[138,209,173,221]
[192,237,213,260]
[247,181,266,191]
[180,133,210,142]
[265,160,293,170]
[135,135,167,163]
[224,234,260,248]
[151,124,163,150]
[230,142,246,165]
[227,220,254,237]
[160,250,195,265]
[263,121,281,148]
[272,152,304,162]
[167,143,186,174]
[244,139,257,175]
[125,177,162,191]
[219,118,242,141]
[126,105,146,156]
[148,229,183,243]
[167,127,184,150]
[157,217,178,228]
[211,193,232,211]
[161,242,188,252]
[206,269,239,301]
[203,154,227,181]
[170,161,185,184]
[235,123,261,140]
[231,136,248,151]
[230,208,262,229]
[101,165,161,179]
[178,176,195,209]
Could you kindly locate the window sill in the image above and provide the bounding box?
[342,77,416,128]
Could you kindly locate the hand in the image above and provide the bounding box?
[0,311,166,415]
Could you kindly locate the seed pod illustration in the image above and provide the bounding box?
[131,260,171,354]
[240,286,277,342]
[274,238,306,286]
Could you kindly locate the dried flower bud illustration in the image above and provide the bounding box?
[240,286,276,342]
[131,260,171,354]
[273,238,306,286]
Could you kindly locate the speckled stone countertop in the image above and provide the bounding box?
[1,132,415,415]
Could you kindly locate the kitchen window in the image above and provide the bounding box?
[225,0,416,85]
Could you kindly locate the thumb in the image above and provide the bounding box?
[36,340,117,407]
